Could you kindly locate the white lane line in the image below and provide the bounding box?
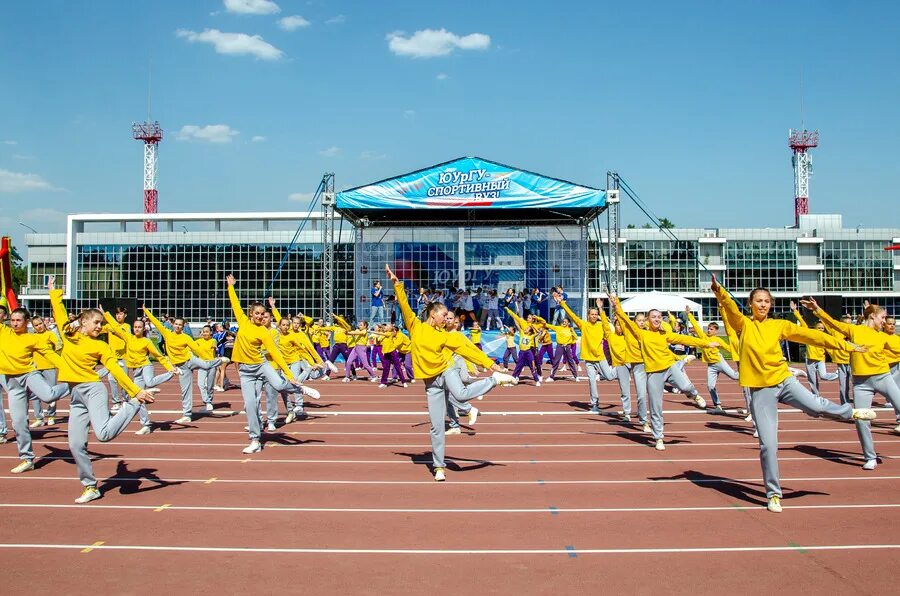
[1,502,899,514]
[2,474,899,485]
[0,543,898,555]
[11,439,892,449]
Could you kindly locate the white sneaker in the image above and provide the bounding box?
[301,386,321,400]
[445,427,461,435]
[476,394,483,400]
[74,486,102,504]
[535,381,542,387]
[205,403,214,412]
[767,496,782,513]
[410,379,417,383]
[753,429,759,438]
[693,395,706,409]
[402,383,408,388]
[369,377,378,383]
[242,440,262,454]
[174,416,191,424]
[654,439,665,451]
[544,377,554,383]
[851,409,877,421]
[11,459,34,474]
[214,385,225,392]
[895,423,900,434]
[378,384,387,389]
[863,459,877,471]
[135,426,152,436]
[642,422,651,433]
[434,468,446,482]
[744,414,753,422]
[110,403,121,412]
[285,411,296,424]
[29,419,45,429]
[342,377,351,383]
[491,371,518,386]
[266,422,277,432]
[468,407,479,426]
[327,361,338,374]
[243,425,250,431]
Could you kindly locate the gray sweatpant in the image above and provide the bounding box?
[805,359,838,395]
[0,371,70,462]
[851,373,900,461]
[424,368,497,468]
[174,356,223,418]
[707,360,739,406]
[749,376,854,498]
[616,363,648,423]
[446,355,481,427]
[197,368,217,405]
[106,358,128,404]
[67,382,140,487]
[836,363,852,405]
[283,361,312,415]
[130,365,175,427]
[584,360,616,409]
[29,368,59,419]
[646,364,699,440]
[0,374,6,435]
[239,362,301,441]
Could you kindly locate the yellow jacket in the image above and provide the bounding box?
[0,326,62,375]
[227,286,294,378]
[395,282,494,378]
[615,301,711,374]
[144,309,205,366]
[601,311,627,367]
[560,300,607,362]
[31,330,62,371]
[815,308,900,376]
[792,310,826,361]
[102,312,174,371]
[102,320,130,359]
[685,311,722,364]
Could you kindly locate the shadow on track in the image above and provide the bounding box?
[648,469,828,506]
[37,444,120,471]
[98,460,187,495]
[393,451,504,474]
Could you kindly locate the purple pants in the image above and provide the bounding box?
[568,343,580,365]
[380,351,408,384]
[329,343,350,364]
[536,344,554,368]
[316,345,330,362]
[512,349,540,382]
[345,345,376,378]
[371,345,384,368]
[550,345,578,379]
[502,347,518,367]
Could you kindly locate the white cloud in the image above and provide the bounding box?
[0,169,58,193]
[223,0,280,15]
[176,124,240,143]
[288,192,315,202]
[278,15,310,31]
[325,15,345,25]
[360,150,387,161]
[386,28,490,58]
[3,140,17,145]
[318,146,341,158]
[436,73,448,80]
[251,135,267,143]
[176,28,283,60]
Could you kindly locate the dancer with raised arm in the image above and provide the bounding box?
[712,275,875,512]
[386,264,516,481]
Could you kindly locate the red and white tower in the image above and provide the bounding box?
[789,128,818,227]
[132,121,163,232]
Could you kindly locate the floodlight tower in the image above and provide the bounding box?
[132,121,163,232]
[789,128,818,227]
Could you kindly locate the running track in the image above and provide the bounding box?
[2,362,898,595]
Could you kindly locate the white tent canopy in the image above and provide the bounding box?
[619,291,702,313]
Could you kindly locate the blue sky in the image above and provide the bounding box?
[2,0,899,251]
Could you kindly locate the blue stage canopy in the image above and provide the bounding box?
[336,156,606,226]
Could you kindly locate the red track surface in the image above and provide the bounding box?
[2,362,898,595]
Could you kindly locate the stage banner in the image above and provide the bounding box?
[337,157,605,210]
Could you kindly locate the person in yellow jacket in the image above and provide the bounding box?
[270,302,324,424]
[100,307,130,410]
[718,300,754,428]
[101,310,180,435]
[612,295,719,451]
[386,264,516,481]
[556,296,620,413]
[619,311,651,430]
[0,306,69,474]
[324,314,352,376]
[801,297,900,471]
[144,307,227,423]
[711,275,875,513]
[884,315,900,431]
[684,307,739,412]
[600,307,644,426]
[26,314,62,428]
[790,302,840,396]
[47,276,157,503]
[226,275,318,454]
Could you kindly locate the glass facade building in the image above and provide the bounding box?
[20,212,900,325]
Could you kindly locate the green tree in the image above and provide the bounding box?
[658,218,675,229]
[9,243,26,294]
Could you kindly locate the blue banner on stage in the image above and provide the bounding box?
[336,156,605,211]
